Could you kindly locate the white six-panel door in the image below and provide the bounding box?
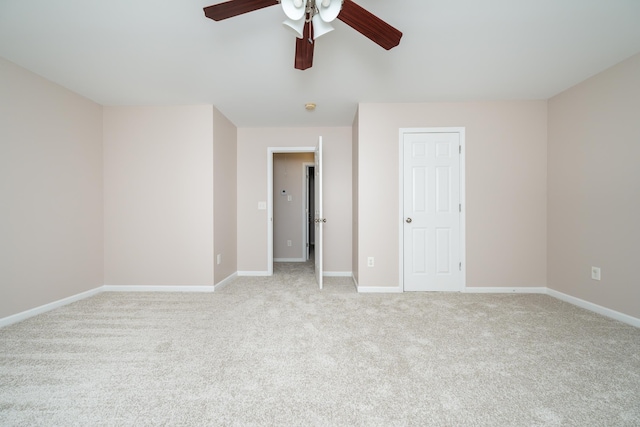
[403,131,463,291]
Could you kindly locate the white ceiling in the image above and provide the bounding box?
[1,0,639,127]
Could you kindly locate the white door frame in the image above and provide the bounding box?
[267,146,315,275]
[398,127,466,291]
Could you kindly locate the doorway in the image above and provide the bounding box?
[399,128,466,292]
[305,163,315,261]
[271,152,314,263]
[267,140,324,289]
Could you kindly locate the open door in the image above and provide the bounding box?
[314,137,323,289]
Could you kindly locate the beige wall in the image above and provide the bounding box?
[0,58,103,318]
[356,102,548,288]
[4,48,637,322]
[237,127,352,274]
[273,153,315,260]
[103,106,214,286]
[213,108,238,285]
[548,53,640,318]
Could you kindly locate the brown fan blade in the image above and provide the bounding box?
[295,20,314,70]
[337,0,402,50]
[203,0,278,21]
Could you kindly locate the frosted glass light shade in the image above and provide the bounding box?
[283,17,306,38]
[318,0,341,22]
[312,13,334,38]
[281,0,307,21]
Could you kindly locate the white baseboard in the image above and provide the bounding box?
[102,285,215,292]
[464,286,638,328]
[4,280,637,330]
[274,258,306,262]
[214,273,237,291]
[357,286,403,293]
[323,271,352,277]
[237,271,270,277]
[547,288,640,328]
[0,286,103,328]
[464,287,548,294]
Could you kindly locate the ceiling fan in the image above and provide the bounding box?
[203,0,402,70]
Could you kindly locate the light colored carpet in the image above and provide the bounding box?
[1,262,639,426]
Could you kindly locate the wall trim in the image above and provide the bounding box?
[214,273,238,291]
[0,286,103,328]
[4,282,637,330]
[274,258,306,262]
[547,288,640,328]
[464,287,548,294]
[103,285,215,293]
[357,286,403,293]
[237,271,271,277]
[267,146,316,276]
[464,286,638,327]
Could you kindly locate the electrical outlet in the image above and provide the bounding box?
[591,266,601,281]
[287,240,292,247]
[216,254,222,265]
[367,257,375,267]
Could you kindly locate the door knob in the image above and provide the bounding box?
[406,218,412,223]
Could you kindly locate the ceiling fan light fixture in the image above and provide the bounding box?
[283,17,306,38]
[281,0,307,21]
[311,14,334,39]
[203,0,401,71]
[318,0,342,23]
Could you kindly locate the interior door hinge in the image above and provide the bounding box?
[459,262,462,271]
[459,203,462,213]
[459,145,462,154]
